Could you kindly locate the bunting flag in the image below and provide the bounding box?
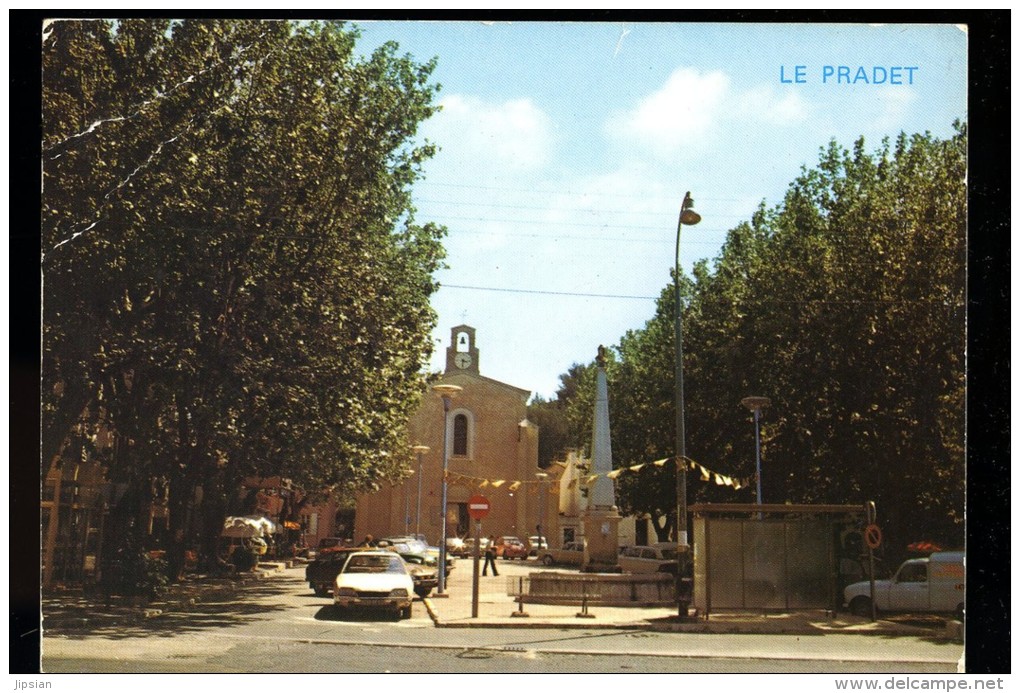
[432,454,752,496]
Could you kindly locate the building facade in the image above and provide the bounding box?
[354,325,556,544]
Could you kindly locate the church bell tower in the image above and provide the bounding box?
[445,325,480,375]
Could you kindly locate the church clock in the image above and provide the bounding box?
[445,325,480,374]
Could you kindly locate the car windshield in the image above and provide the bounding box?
[344,554,406,574]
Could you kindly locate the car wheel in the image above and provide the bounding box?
[849,596,873,618]
[402,604,413,619]
[415,586,432,599]
[542,555,554,566]
[313,584,330,597]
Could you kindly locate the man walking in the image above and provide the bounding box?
[482,536,499,576]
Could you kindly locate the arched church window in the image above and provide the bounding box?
[453,414,468,455]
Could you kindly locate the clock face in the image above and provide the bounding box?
[454,353,472,369]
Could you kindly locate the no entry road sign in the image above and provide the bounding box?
[467,495,490,520]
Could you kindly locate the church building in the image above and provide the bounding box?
[354,326,555,545]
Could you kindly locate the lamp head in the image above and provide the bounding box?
[679,192,701,225]
[412,444,430,454]
[679,209,702,225]
[741,396,771,412]
[432,384,463,400]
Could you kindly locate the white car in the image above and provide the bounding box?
[618,544,679,574]
[333,551,415,619]
[537,541,585,566]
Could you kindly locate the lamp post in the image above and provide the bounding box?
[535,471,548,547]
[674,191,701,619]
[433,383,462,596]
[741,396,771,517]
[412,444,430,538]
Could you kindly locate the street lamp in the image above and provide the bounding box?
[535,471,548,546]
[412,444,430,538]
[674,191,701,619]
[433,383,462,596]
[741,396,771,516]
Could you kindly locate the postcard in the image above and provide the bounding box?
[24,14,1005,683]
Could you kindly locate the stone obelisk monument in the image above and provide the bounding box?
[582,346,621,572]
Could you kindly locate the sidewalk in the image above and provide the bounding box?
[41,563,290,635]
[424,558,962,639]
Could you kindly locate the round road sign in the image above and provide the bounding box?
[467,494,490,520]
[864,523,883,550]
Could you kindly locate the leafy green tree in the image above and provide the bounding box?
[42,19,446,575]
[555,126,966,552]
[527,395,571,470]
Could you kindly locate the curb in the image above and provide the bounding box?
[421,598,959,640]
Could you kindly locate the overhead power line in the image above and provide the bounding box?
[442,283,657,300]
[426,181,755,204]
[440,283,963,308]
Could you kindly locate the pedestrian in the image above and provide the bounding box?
[482,535,499,576]
[360,534,376,548]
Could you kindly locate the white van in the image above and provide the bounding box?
[844,551,964,618]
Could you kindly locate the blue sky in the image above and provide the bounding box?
[354,21,968,399]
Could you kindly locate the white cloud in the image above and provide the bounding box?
[736,85,810,124]
[607,68,730,153]
[871,86,919,131]
[426,94,553,172]
[607,69,824,161]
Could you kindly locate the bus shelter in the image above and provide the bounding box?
[691,503,868,615]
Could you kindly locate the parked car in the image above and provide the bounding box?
[446,537,468,557]
[461,536,490,557]
[537,541,585,567]
[333,551,415,620]
[527,536,548,556]
[398,552,439,598]
[318,537,348,550]
[380,536,429,554]
[844,551,965,619]
[618,544,679,574]
[305,548,358,597]
[425,544,455,573]
[495,536,529,560]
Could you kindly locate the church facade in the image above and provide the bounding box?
[354,326,556,545]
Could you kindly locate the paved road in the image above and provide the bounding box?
[41,564,964,674]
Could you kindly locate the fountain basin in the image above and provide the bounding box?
[513,570,675,607]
